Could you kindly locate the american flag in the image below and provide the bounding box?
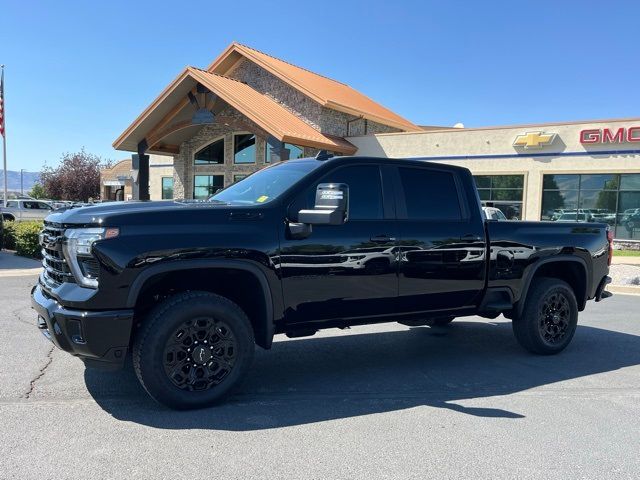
[0,68,4,138]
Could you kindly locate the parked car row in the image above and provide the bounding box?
[0,200,54,221]
[0,199,100,221]
[548,208,639,231]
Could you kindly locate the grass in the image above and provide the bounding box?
[614,250,640,257]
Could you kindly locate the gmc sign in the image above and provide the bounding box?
[580,127,640,144]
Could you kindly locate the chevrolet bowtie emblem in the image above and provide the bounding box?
[513,131,556,149]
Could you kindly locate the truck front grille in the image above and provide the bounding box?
[40,222,74,286]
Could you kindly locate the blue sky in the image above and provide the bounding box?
[1,0,639,171]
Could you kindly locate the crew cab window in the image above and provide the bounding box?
[6,201,17,208]
[398,167,462,220]
[297,165,384,220]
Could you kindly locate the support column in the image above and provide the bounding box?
[172,146,190,199]
[131,153,150,201]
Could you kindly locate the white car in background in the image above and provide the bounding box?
[482,206,507,221]
[0,199,54,221]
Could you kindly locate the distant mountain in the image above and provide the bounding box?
[0,170,41,192]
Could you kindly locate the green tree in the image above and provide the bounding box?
[595,177,619,210]
[541,177,566,218]
[29,182,46,199]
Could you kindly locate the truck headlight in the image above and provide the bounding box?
[62,227,119,288]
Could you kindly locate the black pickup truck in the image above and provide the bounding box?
[31,155,612,409]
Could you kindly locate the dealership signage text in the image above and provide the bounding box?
[580,127,640,144]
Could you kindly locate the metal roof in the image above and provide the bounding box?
[208,43,421,132]
[113,68,356,154]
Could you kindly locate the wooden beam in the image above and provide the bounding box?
[147,108,275,151]
[151,144,180,155]
[146,119,196,147]
[144,88,197,148]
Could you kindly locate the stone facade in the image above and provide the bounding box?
[172,105,269,199]
[228,58,400,138]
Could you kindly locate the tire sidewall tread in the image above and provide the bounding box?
[512,277,578,355]
[132,291,255,410]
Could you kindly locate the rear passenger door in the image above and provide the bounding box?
[393,165,486,313]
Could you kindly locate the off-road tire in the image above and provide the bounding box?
[512,277,578,355]
[133,291,255,410]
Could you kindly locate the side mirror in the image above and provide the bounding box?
[298,183,349,226]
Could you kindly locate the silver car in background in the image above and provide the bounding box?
[0,199,54,221]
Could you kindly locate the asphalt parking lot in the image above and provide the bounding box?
[1,265,639,479]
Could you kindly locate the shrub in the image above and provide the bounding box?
[2,220,18,250]
[14,221,44,259]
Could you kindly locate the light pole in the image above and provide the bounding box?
[20,168,24,195]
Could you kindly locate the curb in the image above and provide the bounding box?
[0,268,42,278]
[612,257,640,265]
[607,284,640,296]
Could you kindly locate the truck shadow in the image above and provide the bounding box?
[84,320,640,431]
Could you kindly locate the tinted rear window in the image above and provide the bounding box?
[398,167,462,220]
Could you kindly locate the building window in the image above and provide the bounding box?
[234,134,256,164]
[541,173,640,239]
[233,174,248,183]
[161,177,174,199]
[265,141,304,163]
[474,175,524,220]
[195,138,224,165]
[193,175,224,200]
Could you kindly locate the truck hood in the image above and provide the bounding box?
[45,200,233,226]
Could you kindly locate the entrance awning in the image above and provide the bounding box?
[113,67,357,155]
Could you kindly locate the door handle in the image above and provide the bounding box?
[370,235,396,243]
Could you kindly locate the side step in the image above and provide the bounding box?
[285,329,317,339]
[478,287,514,318]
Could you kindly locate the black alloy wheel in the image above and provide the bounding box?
[163,317,237,391]
[133,291,255,410]
[512,277,578,355]
[538,291,571,346]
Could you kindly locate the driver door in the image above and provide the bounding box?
[278,164,398,324]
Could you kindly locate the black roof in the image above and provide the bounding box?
[290,155,471,174]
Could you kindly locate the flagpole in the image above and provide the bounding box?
[1,65,7,208]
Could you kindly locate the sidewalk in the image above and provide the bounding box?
[0,251,41,277]
[612,255,640,265]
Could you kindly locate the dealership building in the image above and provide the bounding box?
[112,42,640,241]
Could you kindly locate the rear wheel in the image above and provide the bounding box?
[133,291,255,410]
[512,277,578,355]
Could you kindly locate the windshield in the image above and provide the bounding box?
[210,160,320,205]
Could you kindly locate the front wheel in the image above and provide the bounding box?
[512,277,578,355]
[133,291,255,410]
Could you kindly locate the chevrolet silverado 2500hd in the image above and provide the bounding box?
[31,155,612,409]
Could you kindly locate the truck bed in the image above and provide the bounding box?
[486,220,610,307]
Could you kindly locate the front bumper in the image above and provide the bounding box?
[31,284,134,369]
